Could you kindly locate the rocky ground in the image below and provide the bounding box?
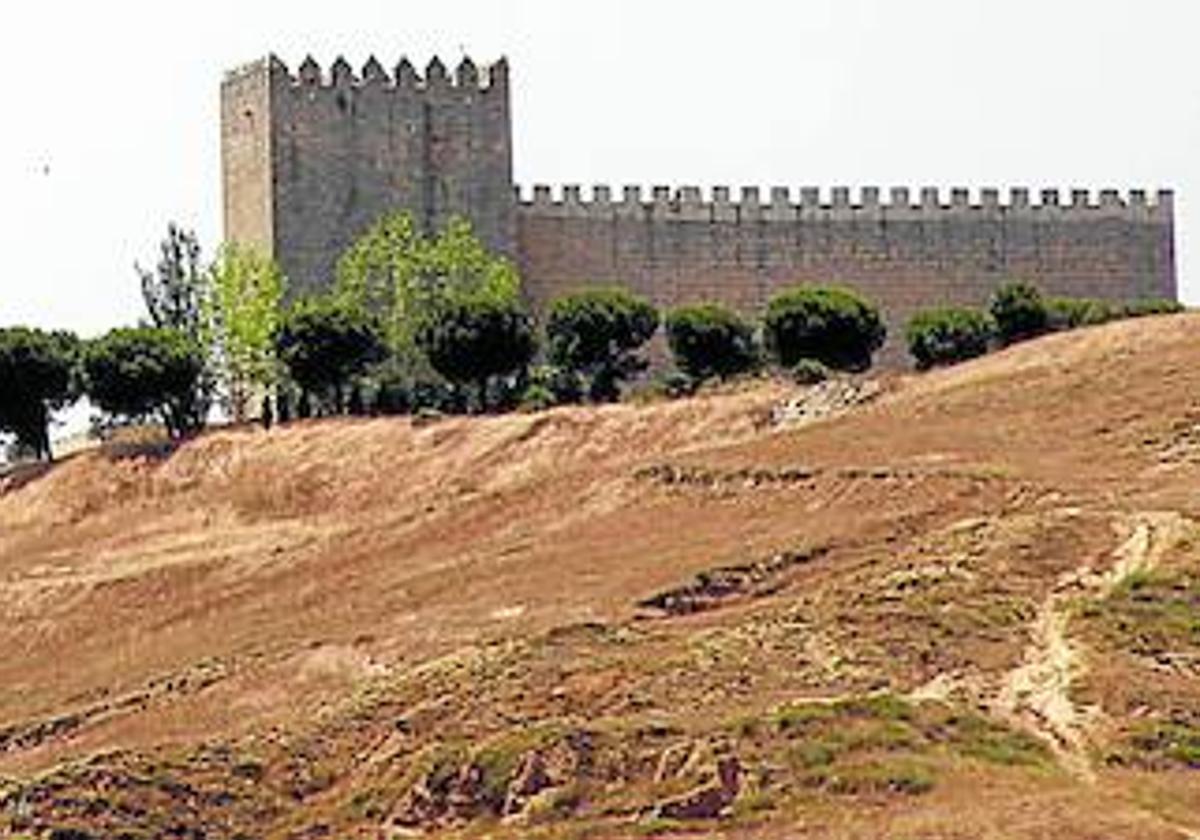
[1,314,1199,839]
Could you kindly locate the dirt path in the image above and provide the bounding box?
[995,511,1191,780]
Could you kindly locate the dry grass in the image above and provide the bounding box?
[1,314,1199,838]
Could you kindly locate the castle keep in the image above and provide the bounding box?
[221,55,1177,358]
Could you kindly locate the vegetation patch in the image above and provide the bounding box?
[731,693,1048,805]
[1107,718,1200,770]
[636,546,826,616]
[1078,569,1200,656]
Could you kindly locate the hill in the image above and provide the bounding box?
[2,314,1199,839]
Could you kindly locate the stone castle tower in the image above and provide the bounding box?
[221,55,514,296]
[222,55,1177,358]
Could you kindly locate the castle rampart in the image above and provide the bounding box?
[222,55,1177,364]
[514,184,1175,360]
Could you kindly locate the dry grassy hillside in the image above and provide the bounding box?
[1,314,1199,839]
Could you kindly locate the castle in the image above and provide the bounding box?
[221,55,1177,360]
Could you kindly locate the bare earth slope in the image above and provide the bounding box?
[2,314,1199,839]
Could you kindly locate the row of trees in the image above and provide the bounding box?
[1,210,1183,462]
[904,282,1184,370]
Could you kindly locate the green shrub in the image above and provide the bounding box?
[526,364,584,405]
[763,285,885,372]
[905,306,995,370]
[545,287,660,402]
[661,370,698,398]
[1045,297,1117,331]
[989,281,1048,345]
[519,383,557,412]
[790,358,831,385]
[665,302,758,382]
[1120,298,1185,318]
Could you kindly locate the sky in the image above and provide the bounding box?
[1,0,1198,338]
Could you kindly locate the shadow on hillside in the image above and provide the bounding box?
[0,460,56,497]
[100,437,179,463]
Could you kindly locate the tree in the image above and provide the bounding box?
[905,306,995,370]
[665,303,759,382]
[545,287,660,402]
[276,297,387,414]
[0,328,79,461]
[83,327,206,439]
[763,285,886,372]
[415,295,536,411]
[990,281,1048,346]
[136,224,213,429]
[207,243,287,421]
[336,212,521,355]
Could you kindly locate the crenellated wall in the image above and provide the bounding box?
[222,55,1178,366]
[221,55,514,296]
[515,184,1176,360]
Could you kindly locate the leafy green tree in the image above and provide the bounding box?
[415,296,536,411]
[665,302,759,382]
[545,287,660,402]
[137,225,213,429]
[276,297,387,414]
[83,327,206,439]
[207,243,287,421]
[763,285,886,371]
[990,281,1048,345]
[905,306,996,370]
[336,212,520,355]
[0,327,80,460]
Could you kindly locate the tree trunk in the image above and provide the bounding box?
[477,377,489,414]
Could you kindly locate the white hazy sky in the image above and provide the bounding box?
[1,0,1198,337]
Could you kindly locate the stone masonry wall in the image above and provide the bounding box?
[222,55,1178,367]
[221,56,514,297]
[516,185,1176,362]
[220,64,273,255]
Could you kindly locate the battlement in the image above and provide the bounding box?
[225,54,508,93]
[223,51,1178,343]
[516,184,1174,222]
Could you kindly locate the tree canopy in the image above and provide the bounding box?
[136,224,213,429]
[416,295,536,411]
[335,212,520,356]
[207,243,286,421]
[545,287,660,402]
[905,306,995,370]
[83,327,206,439]
[0,327,79,460]
[990,281,1049,346]
[665,302,759,382]
[763,285,886,372]
[276,297,387,414]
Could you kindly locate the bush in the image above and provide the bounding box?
[1120,298,1185,318]
[790,358,831,385]
[664,302,758,382]
[763,285,885,372]
[545,287,660,402]
[1045,297,1116,331]
[905,306,995,370]
[990,282,1048,345]
[523,364,583,407]
[84,326,206,439]
[518,383,557,412]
